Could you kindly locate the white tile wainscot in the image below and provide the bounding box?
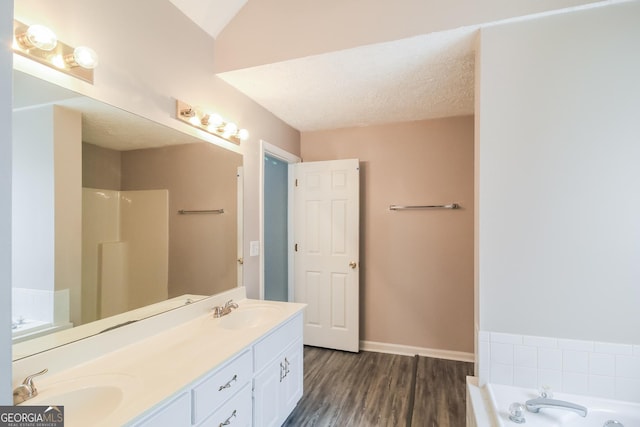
[478,331,640,402]
[12,287,306,427]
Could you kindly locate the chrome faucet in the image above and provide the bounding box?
[526,397,588,417]
[212,300,239,318]
[13,368,48,405]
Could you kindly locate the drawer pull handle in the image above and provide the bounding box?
[218,374,238,391]
[280,358,291,383]
[219,409,237,427]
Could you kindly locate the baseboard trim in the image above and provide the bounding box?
[360,340,475,363]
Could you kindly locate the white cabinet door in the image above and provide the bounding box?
[254,339,304,427]
[253,314,304,427]
[253,357,282,427]
[281,339,303,417]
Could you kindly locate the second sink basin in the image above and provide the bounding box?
[219,305,282,330]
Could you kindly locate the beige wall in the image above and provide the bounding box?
[13,0,301,300]
[82,143,121,190]
[302,116,474,353]
[121,143,241,298]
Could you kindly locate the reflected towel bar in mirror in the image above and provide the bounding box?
[178,209,225,214]
[389,204,460,210]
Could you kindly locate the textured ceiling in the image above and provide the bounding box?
[14,71,202,151]
[63,98,201,151]
[170,0,606,132]
[218,26,477,131]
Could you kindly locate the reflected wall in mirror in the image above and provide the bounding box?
[12,70,242,359]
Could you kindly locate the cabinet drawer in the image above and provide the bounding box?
[133,392,190,427]
[197,383,252,427]
[254,313,302,373]
[192,350,252,425]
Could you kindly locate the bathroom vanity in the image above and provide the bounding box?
[12,287,306,427]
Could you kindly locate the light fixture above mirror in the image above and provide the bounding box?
[13,20,98,84]
[176,100,250,144]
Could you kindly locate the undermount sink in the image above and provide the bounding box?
[219,305,282,330]
[22,373,137,426]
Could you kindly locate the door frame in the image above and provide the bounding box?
[259,140,300,301]
[237,166,244,287]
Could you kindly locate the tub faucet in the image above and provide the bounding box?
[212,299,239,318]
[13,368,48,405]
[526,397,588,417]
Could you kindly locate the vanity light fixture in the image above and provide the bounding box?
[176,100,250,145]
[13,19,98,84]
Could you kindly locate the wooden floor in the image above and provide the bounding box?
[283,346,473,427]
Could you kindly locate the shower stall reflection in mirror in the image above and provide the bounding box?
[259,140,300,302]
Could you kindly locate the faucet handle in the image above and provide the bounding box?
[212,306,224,318]
[508,402,526,424]
[23,368,48,393]
[14,368,48,404]
[224,299,238,309]
[538,384,554,398]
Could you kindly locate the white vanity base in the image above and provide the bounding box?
[12,287,306,427]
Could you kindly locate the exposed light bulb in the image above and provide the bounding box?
[188,115,201,126]
[208,114,224,127]
[223,122,238,137]
[237,129,250,141]
[72,46,98,69]
[24,24,58,51]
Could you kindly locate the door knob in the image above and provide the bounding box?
[349,261,357,269]
[237,258,244,265]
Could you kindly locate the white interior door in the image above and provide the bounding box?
[293,159,360,352]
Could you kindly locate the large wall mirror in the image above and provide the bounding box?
[12,70,243,360]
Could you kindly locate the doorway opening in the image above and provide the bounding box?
[259,141,300,301]
[264,154,288,301]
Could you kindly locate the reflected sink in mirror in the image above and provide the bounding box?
[219,305,282,330]
[21,373,139,426]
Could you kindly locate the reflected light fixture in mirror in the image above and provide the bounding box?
[13,20,98,84]
[176,100,250,145]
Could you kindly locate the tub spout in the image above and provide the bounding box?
[526,397,588,417]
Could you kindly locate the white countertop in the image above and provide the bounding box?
[15,291,305,427]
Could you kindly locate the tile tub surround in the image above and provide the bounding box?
[478,331,640,402]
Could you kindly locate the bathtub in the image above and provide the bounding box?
[467,378,640,427]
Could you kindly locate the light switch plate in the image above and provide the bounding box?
[250,240,260,257]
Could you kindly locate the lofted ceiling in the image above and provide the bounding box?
[169,0,601,132]
[168,0,478,131]
[217,27,477,131]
